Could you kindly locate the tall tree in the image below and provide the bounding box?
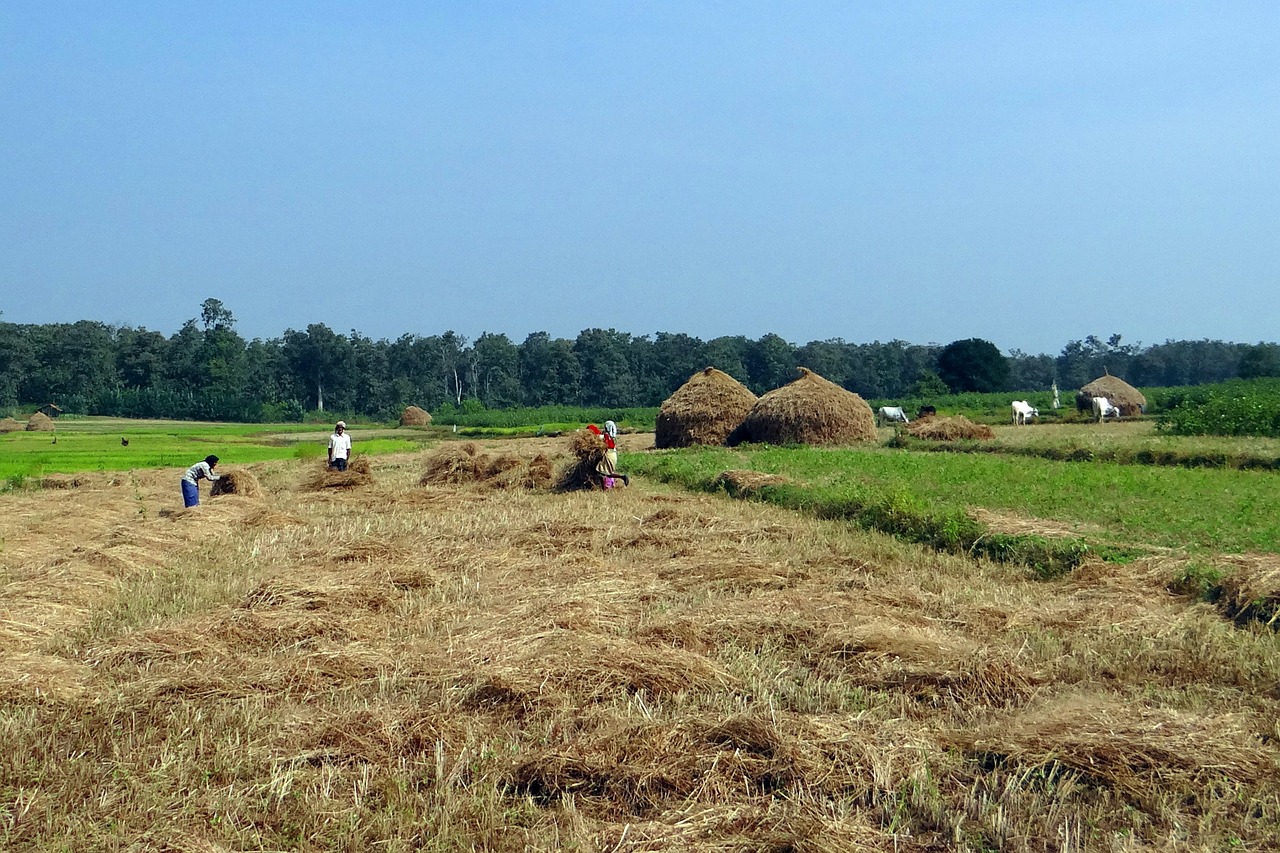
[281,324,355,411]
[470,332,520,408]
[574,328,637,407]
[937,338,1010,393]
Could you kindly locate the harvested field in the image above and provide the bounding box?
[420,444,555,490]
[301,456,373,490]
[0,442,1277,851]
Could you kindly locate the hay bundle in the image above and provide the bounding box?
[210,469,263,498]
[729,367,877,446]
[400,405,432,427]
[26,412,55,431]
[906,415,995,441]
[555,429,609,491]
[714,469,793,497]
[0,416,22,433]
[655,367,758,448]
[1077,372,1147,416]
[419,445,555,490]
[420,443,485,485]
[303,456,373,490]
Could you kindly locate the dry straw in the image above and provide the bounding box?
[655,366,758,448]
[554,429,609,491]
[905,415,995,441]
[0,416,22,433]
[420,444,554,490]
[399,405,432,427]
[302,456,373,490]
[210,469,263,498]
[1076,372,1147,416]
[26,412,55,431]
[730,367,877,446]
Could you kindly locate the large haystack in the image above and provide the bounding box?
[906,415,995,441]
[0,416,22,433]
[655,367,758,448]
[400,406,432,427]
[26,412,55,432]
[1077,373,1147,416]
[303,457,374,490]
[728,367,877,446]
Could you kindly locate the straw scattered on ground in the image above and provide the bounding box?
[302,456,374,490]
[906,414,995,441]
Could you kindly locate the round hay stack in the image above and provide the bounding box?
[1076,373,1147,416]
[211,469,263,498]
[655,367,758,448]
[0,416,22,433]
[26,412,55,431]
[400,406,432,427]
[729,367,877,446]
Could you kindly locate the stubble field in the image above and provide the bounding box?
[1,427,1277,851]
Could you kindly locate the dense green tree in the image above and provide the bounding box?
[744,333,797,394]
[518,332,582,406]
[1238,343,1280,379]
[703,336,751,385]
[281,324,356,411]
[470,332,521,408]
[574,328,638,407]
[937,338,1010,393]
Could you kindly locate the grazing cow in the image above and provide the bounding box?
[917,405,937,419]
[877,406,909,425]
[1011,400,1038,425]
[1091,396,1121,422]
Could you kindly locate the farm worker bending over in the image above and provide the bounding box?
[181,455,220,507]
[328,421,352,471]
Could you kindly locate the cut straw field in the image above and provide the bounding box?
[1,434,1277,851]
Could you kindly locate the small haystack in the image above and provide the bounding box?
[303,456,374,490]
[211,469,263,498]
[0,416,22,433]
[400,406,432,427]
[728,367,877,446]
[906,415,995,441]
[419,444,555,490]
[26,412,55,431]
[714,469,794,497]
[655,367,758,448]
[554,429,609,491]
[1077,372,1147,417]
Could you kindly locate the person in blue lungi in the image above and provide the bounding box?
[181,455,220,507]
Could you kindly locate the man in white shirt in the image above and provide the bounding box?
[328,421,352,471]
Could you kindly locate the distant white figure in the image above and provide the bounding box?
[1011,400,1039,425]
[1091,396,1121,422]
[1051,382,1061,410]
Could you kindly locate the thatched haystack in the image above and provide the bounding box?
[400,406,432,427]
[906,415,995,441]
[655,367,758,448]
[0,416,22,433]
[555,429,609,491]
[211,469,263,498]
[1077,373,1147,416]
[728,367,877,446]
[303,456,374,490]
[26,412,55,431]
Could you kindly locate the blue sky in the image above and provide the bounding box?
[2,2,1277,355]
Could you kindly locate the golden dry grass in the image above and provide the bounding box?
[906,414,995,441]
[732,367,878,446]
[655,367,758,448]
[301,456,374,490]
[0,443,1277,850]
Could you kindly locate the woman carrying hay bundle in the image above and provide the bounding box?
[590,423,630,488]
[181,455,220,507]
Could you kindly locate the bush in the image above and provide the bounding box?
[1156,379,1280,437]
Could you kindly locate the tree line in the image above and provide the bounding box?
[0,300,1276,422]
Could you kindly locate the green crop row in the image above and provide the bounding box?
[1154,378,1280,437]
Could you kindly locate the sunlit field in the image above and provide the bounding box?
[1,424,1276,851]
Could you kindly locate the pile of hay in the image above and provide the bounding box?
[0,416,22,433]
[420,444,554,490]
[303,456,374,490]
[1077,372,1147,416]
[400,406,432,427]
[211,469,263,498]
[554,429,610,491]
[655,367,758,448]
[728,367,877,446]
[26,412,55,431]
[714,469,793,497]
[906,415,995,441]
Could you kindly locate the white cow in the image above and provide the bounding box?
[877,406,909,425]
[1091,396,1121,422]
[1011,400,1038,425]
